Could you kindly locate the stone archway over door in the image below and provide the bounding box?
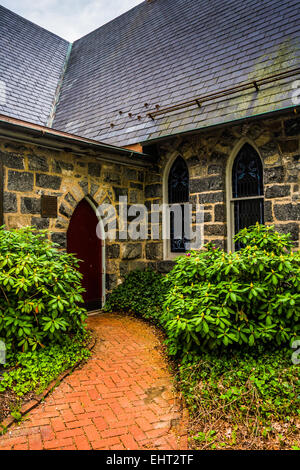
[67,199,103,311]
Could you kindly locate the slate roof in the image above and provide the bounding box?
[52,0,300,146]
[0,5,70,126]
[1,0,300,147]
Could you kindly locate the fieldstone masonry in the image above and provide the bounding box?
[0,112,299,295]
[147,112,299,253]
[0,140,148,292]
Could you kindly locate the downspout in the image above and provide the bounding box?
[46,42,73,128]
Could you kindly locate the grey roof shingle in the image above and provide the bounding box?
[0,5,70,126]
[1,0,299,146]
[52,0,300,146]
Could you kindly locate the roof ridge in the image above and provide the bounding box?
[72,0,145,44]
[46,42,73,128]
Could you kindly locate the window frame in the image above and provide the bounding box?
[168,156,189,253]
[163,154,190,260]
[226,139,264,252]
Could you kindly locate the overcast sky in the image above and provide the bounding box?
[1,0,144,41]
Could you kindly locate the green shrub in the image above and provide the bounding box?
[162,224,300,357]
[0,226,87,352]
[0,332,91,397]
[103,269,168,324]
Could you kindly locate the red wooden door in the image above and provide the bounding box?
[67,199,102,311]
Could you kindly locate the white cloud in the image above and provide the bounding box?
[1,0,144,41]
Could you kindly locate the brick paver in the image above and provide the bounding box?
[0,314,188,450]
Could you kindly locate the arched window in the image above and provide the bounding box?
[231,143,264,250]
[168,156,189,252]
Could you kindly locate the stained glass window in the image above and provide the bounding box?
[168,156,189,252]
[232,144,264,250]
[232,143,263,198]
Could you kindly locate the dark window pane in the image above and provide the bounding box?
[168,157,189,252]
[168,157,189,204]
[170,204,188,253]
[232,144,264,250]
[234,198,264,250]
[232,144,263,198]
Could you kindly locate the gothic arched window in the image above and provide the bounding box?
[231,143,264,250]
[168,156,189,253]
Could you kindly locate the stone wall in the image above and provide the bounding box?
[0,111,299,296]
[146,112,300,253]
[0,139,150,292]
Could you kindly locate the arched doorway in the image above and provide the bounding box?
[67,198,103,311]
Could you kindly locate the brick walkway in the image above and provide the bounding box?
[0,313,188,450]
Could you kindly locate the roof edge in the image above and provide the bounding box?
[0,4,69,42]
[0,114,154,168]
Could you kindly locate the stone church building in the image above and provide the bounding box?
[0,0,299,309]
